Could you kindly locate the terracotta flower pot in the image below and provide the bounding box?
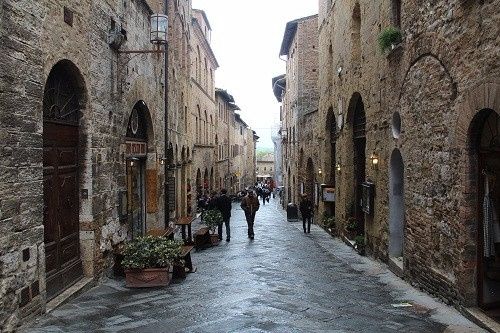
[125,267,171,288]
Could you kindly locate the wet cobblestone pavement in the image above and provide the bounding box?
[23,198,484,333]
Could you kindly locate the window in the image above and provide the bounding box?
[392,0,401,28]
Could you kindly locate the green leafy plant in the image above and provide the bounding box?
[354,235,365,247]
[202,209,223,232]
[322,214,336,229]
[354,235,366,255]
[121,236,183,270]
[378,26,402,53]
[345,217,358,231]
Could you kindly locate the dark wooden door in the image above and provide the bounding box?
[43,121,83,300]
[127,159,146,239]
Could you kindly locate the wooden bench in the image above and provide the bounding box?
[193,227,211,249]
[146,227,174,239]
[172,245,196,279]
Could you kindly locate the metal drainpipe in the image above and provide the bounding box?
[164,0,169,229]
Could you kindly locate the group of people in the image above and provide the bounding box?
[197,188,262,241]
[197,186,314,241]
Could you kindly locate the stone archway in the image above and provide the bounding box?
[389,149,405,259]
[347,92,366,237]
[472,109,500,309]
[125,101,154,239]
[43,60,86,300]
[453,81,500,306]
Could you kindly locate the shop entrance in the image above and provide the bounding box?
[475,109,500,312]
[125,102,150,238]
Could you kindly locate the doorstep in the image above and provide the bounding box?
[341,235,355,248]
[388,257,404,278]
[46,277,94,313]
[462,307,500,333]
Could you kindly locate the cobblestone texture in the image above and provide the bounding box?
[22,199,484,333]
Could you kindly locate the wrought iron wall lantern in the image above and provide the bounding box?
[114,13,168,54]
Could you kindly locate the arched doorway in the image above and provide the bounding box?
[327,107,337,217]
[196,168,202,195]
[306,158,315,202]
[125,101,152,239]
[389,149,405,260]
[43,60,85,300]
[350,93,366,237]
[203,168,209,193]
[181,147,187,217]
[472,109,500,309]
[210,167,214,191]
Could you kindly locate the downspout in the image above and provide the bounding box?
[164,0,170,228]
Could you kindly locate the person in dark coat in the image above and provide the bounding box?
[216,188,232,241]
[240,190,260,239]
[299,193,314,233]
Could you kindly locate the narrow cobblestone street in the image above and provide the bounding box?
[24,198,484,333]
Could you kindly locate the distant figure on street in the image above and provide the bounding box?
[216,188,232,242]
[241,190,260,239]
[299,193,314,233]
[261,188,267,205]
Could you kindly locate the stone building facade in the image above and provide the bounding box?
[256,153,275,181]
[277,15,319,207]
[316,0,500,316]
[1,0,170,330]
[0,0,256,330]
[189,9,219,199]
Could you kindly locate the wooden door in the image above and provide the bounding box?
[43,122,83,300]
[127,159,146,238]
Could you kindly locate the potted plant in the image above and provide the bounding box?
[344,217,358,240]
[322,214,336,234]
[202,209,223,245]
[378,26,402,54]
[121,236,182,288]
[354,235,365,255]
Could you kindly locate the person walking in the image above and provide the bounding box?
[299,193,314,233]
[216,188,232,242]
[241,190,260,239]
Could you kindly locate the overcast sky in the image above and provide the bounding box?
[191,0,318,149]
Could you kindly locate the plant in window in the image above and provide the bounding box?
[378,26,402,53]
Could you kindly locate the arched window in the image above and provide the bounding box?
[391,0,401,28]
[351,3,361,69]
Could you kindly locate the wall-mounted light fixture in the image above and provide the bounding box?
[150,14,168,44]
[116,13,168,54]
[318,168,322,176]
[128,157,139,167]
[335,163,341,172]
[370,153,379,168]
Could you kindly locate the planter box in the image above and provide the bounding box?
[210,234,220,246]
[172,263,187,279]
[125,267,170,288]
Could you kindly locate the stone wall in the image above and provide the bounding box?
[317,0,500,307]
[0,1,46,330]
